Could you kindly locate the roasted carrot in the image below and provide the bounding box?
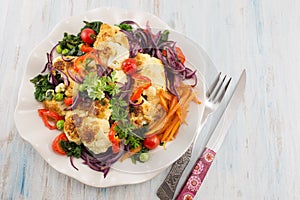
[159,93,169,112]
[161,115,180,142]
[160,90,173,101]
[167,119,181,141]
[120,145,142,162]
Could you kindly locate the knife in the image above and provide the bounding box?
[174,69,246,200]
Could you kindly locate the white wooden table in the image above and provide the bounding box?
[1,0,300,199]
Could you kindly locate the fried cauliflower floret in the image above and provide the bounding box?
[94,23,129,49]
[130,96,165,128]
[88,99,112,120]
[93,24,130,70]
[63,98,112,151]
[135,53,166,89]
[52,56,75,73]
[77,117,111,154]
[64,111,83,144]
[43,99,66,116]
[95,41,129,70]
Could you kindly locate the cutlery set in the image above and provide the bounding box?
[157,70,246,200]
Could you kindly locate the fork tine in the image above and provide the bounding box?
[216,77,232,103]
[206,72,221,98]
[211,75,227,101]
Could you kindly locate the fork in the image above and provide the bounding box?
[156,72,231,200]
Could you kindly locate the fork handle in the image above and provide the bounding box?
[156,145,193,200]
[175,148,216,200]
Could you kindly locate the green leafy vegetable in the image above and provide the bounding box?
[58,32,83,56]
[59,141,82,158]
[30,74,55,102]
[160,30,170,43]
[80,21,103,35]
[117,23,133,31]
[57,21,103,56]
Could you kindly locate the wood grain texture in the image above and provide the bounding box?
[1,0,300,199]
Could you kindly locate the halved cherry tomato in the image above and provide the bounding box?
[64,97,73,107]
[38,109,64,130]
[175,46,185,63]
[108,123,120,153]
[80,28,96,45]
[80,44,94,53]
[52,133,68,155]
[121,58,137,75]
[143,134,160,150]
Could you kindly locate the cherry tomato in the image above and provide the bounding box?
[52,133,68,155]
[80,44,94,53]
[64,97,73,106]
[175,47,186,64]
[80,28,96,44]
[121,58,137,75]
[143,134,160,150]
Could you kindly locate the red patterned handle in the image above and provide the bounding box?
[175,147,216,200]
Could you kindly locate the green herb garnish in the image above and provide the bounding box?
[79,71,120,100]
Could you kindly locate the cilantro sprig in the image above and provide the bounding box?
[79,71,120,100]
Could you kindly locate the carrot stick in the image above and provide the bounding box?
[193,95,202,104]
[169,95,178,111]
[120,145,142,162]
[164,89,191,124]
[167,119,181,141]
[161,90,173,101]
[159,93,169,112]
[161,116,180,142]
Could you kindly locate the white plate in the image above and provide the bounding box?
[14,7,213,187]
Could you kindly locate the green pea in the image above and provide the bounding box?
[54,93,64,101]
[62,49,70,55]
[56,120,65,130]
[56,45,62,54]
[139,152,149,162]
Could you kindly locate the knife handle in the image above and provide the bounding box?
[175,147,216,200]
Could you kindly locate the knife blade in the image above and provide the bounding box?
[175,69,246,200]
